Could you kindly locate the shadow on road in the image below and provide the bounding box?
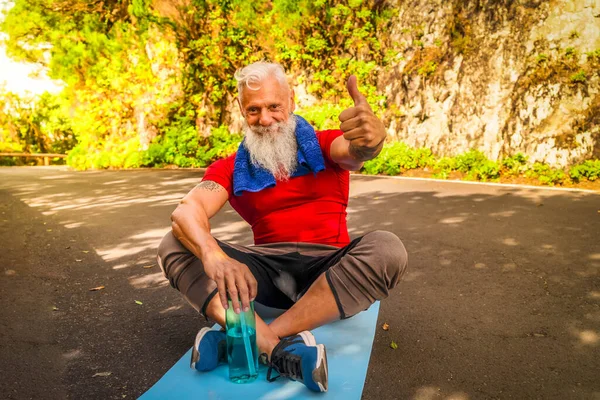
[0,168,598,400]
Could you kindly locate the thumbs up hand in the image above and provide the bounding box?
[339,75,386,162]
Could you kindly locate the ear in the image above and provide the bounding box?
[289,89,296,113]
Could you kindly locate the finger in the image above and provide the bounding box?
[340,116,364,132]
[216,276,229,310]
[338,106,361,123]
[247,273,258,301]
[342,127,365,141]
[235,273,251,312]
[347,75,367,106]
[226,273,241,313]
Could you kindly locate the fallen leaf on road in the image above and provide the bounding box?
[82,250,89,254]
[75,259,82,262]
[92,372,112,377]
[65,246,70,249]
[382,323,389,331]
[46,229,52,232]
[52,306,59,311]
[89,286,105,291]
[5,270,16,276]
[135,300,143,305]
[143,265,153,269]
[390,341,398,349]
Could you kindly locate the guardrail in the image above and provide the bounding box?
[0,152,67,166]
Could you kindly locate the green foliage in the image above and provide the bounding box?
[141,115,241,169]
[569,160,600,182]
[358,145,600,188]
[432,157,456,179]
[0,88,76,159]
[564,47,577,58]
[413,40,424,49]
[362,142,434,175]
[67,136,143,170]
[586,49,600,61]
[570,70,587,83]
[297,104,345,131]
[501,153,529,175]
[536,54,548,64]
[525,163,567,186]
[271,0,392,110]
[417,61,437,77]
[453,149,500,181]
[2,0,598,185]
[454,149,486,172]
[1,0,394,169]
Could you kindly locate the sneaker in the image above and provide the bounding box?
[190,327,227,372]
[266,331,328,392]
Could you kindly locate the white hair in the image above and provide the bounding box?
[234,62,289,98]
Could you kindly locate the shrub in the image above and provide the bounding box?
[470,160,501,181]
[362,142,435,175]
[141,117,242,169]
[525,163,567,185]
[454,149,487,172]
[297,104,346,131]
[432,157,456,179]
[569,160,600,182]
[501,153,529,175]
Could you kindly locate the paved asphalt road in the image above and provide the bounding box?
[1,167,599,400]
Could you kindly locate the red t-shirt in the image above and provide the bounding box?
[202,129,350,247]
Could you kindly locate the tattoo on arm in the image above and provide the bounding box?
[349,140,385,162]
[196,180,224,192]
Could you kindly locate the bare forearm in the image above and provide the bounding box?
[348,138,385,162]
[171,203,224,261]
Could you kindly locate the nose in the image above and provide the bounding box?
[259,108,274,126]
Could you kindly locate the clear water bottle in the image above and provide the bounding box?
[225,300,258,383]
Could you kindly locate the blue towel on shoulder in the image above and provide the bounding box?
[233,115,325,196]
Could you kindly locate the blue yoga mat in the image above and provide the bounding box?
[140,302,380,400]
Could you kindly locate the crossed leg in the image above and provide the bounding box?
[157,230,408,359]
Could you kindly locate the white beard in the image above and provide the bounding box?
[242,115,298,181]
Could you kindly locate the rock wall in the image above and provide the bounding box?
[378,0,600,166]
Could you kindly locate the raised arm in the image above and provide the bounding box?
[170,180,257,314]
[329,75,387,171]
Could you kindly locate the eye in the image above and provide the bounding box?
[247,107,259,115]
[269,104,281,111]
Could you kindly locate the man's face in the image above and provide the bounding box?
[238,76,298,180]
[238,76,295,129]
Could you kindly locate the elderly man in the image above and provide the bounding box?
[157,61,408,392]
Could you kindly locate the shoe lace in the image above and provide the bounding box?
[266,337,304,383]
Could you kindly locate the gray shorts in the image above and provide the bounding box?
[157,230,408,319]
